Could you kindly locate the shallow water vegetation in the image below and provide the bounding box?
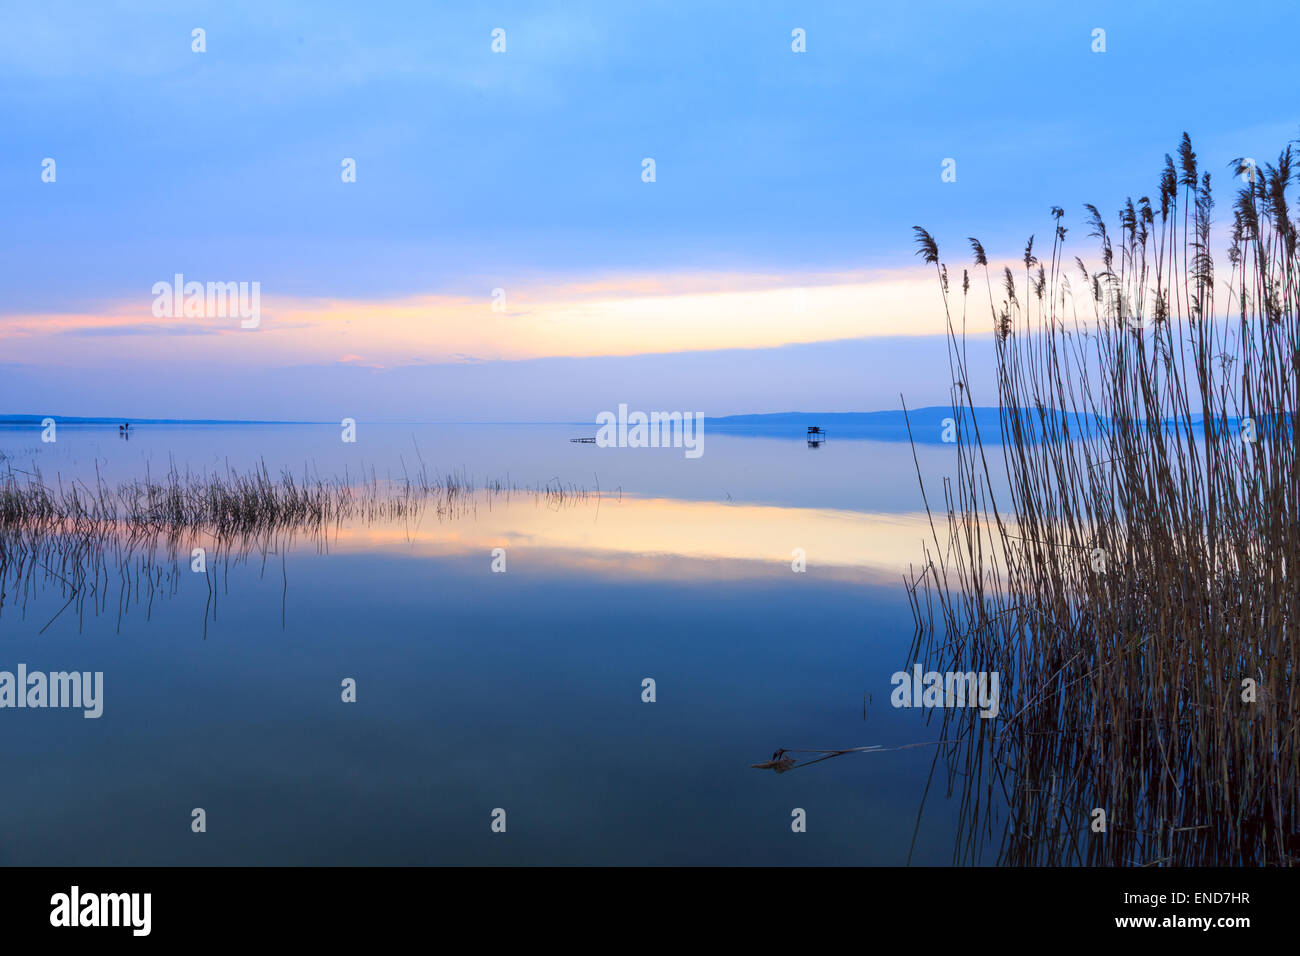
[908,134,1298,866]
[0,460,596,634]
[0,458,593,537]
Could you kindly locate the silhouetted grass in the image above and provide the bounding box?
[908,135,1298,865]
[0,459,592,537]
[0,459,596,635]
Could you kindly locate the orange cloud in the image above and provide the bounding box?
[0,266,981,368]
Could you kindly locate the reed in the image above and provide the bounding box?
[0,458,592,537]
[0,459,596,635]
[907,135,1298,865]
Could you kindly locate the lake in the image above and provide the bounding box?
[0,422,995,865]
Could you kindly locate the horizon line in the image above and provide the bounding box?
[0,408,970,427]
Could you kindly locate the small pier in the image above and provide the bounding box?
[806,425,826,448]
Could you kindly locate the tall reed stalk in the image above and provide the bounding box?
[908,134,1298,865]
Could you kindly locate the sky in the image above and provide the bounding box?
[2,0,1297,420]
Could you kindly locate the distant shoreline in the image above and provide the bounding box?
[0,408,1259,442]
[0,407,973,427]
[0,416,320,426]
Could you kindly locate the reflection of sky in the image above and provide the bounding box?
[1,545,967,865]
[0,424,975,582]
[329,494,937,583]
[0,423,987,513]
[0,420,997,864]
[2,1,1294,418]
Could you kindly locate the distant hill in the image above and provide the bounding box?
[705,407,1271,444]
[0,408,1266,445]
[706,406,1021,443]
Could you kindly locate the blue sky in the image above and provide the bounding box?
[1,0,1297,419]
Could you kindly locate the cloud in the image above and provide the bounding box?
[0,265,963,370]
[59,322,226,338]
[337,354,385,369]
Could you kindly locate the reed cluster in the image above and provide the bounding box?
[908,134,1298,865]
[0,459,595,636]
[0,459,591,538]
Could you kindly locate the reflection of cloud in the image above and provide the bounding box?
[325,493,936,583]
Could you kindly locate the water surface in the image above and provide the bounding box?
[0,422,987,865]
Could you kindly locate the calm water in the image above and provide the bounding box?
[0,422,993,865]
